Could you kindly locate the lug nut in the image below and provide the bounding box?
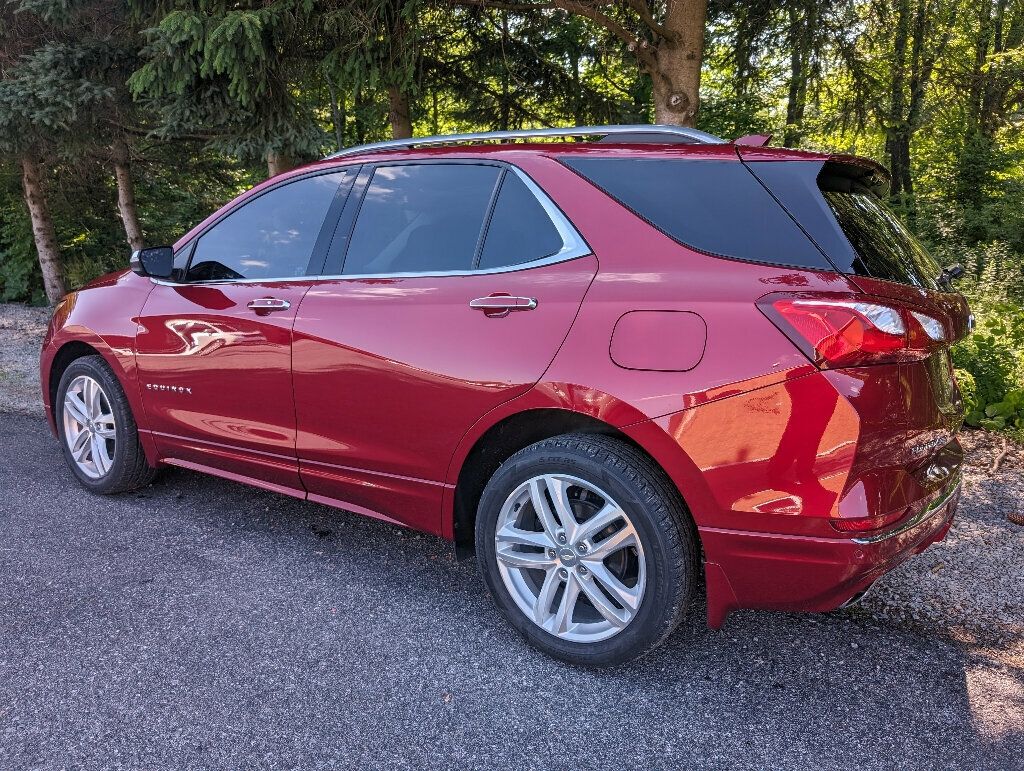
[558,568,568,579]
[557,532,567,544]
[576,543,588,554]
[547,548,556,558]
[579,565,589,576]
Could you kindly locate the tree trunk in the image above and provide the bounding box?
[111,137,144,252]
[783,0,817,147]
[388,85,413,139]
[354,85,367,144]
[886,130,914,202]
[650,0,708,126]
[20,153,66,304]
[885,0,912,204]
[266,149,295,178]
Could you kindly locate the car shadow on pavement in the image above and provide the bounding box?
[2,414,1021,769]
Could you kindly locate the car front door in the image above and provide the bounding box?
[136,168,354,493]
[291,161,598,532]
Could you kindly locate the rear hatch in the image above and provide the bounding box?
[744,152,970,526]
[743,152,971,385]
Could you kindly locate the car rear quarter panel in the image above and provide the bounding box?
[479,154,864,528]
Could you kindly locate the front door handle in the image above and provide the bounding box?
[469,295,538,318]
[247,297,291,314]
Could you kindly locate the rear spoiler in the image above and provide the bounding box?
[824,154,890,198]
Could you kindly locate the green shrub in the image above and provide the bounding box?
[973,388,1024,431]
[938,239,1024,431]
[954,368,977,412]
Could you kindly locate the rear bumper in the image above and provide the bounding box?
[700,479,960,628]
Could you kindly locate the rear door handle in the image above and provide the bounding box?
[247,297,291,314]
[469,295,538,318]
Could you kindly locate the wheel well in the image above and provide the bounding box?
[453,409,669,558]
[48,342,100,418]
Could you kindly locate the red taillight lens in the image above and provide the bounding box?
[758,294,947,368]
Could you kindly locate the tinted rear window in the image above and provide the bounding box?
[745,160,944,289]
[821,190,941,290]
[478,172,563,270]
[560,157,832,270]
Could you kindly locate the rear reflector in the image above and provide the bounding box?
[830,509,907,533]
[758,293,947,368]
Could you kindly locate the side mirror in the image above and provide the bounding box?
[130,246,175,279]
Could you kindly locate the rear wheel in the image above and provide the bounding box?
[56,355,156,494]
[475,433,697,666]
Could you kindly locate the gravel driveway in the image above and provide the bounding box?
[1,302,1022,767]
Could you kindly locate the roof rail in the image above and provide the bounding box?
[326,124,726,159]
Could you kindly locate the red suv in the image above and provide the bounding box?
[40,125,970,665]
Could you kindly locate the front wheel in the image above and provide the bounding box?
[56,355,157,494]
[475,433,697,666]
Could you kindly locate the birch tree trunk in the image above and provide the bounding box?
[20,153,66,304]
[111,137,144,252]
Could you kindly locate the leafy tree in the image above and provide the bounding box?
[451,0,710,127]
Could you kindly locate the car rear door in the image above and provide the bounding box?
[135,168,355,493]
[291,160,597,532]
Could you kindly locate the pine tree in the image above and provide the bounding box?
[129,0,326,175]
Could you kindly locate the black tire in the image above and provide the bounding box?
[475,433,698,666]
[55,355,157,494]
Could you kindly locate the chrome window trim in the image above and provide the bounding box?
[152,162,591,287]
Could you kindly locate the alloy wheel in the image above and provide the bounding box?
[62,374,116,479]
[493,473,646,643]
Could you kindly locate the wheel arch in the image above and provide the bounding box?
[449,407,702,562]
[47,340,103,424]
[43,333,157,465]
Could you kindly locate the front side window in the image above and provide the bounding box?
[343,164,502,275]
[186,172,346,282]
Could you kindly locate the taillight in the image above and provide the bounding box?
[758,293,947,368]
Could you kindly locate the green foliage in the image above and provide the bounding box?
[129,1,324,162]
[0,176,45,304]
[974,389,1024,432]
[934,238,1024,431]
[954,368,977,411]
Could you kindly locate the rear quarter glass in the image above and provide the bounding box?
[559,156,835,271]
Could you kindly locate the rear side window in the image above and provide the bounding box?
[187,172,346,282]
[821,190,940,290]
[478,172,563,269]
[561,157,832,270]
[343,164,501,274]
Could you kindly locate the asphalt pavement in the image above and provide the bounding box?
[1,414,1020,769]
